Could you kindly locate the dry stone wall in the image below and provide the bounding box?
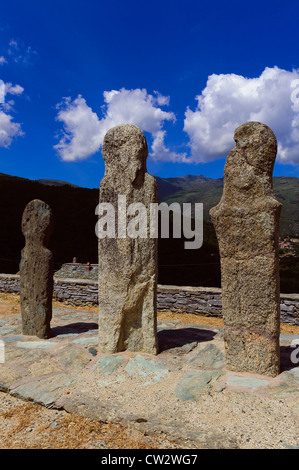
[0,274,298,325]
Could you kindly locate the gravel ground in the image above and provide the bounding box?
[1,292,299,450]
[1,381,298,449]
[0,294,184,449]
[70,363,299,450]
[0,392,184,449]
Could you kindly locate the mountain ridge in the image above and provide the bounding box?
[1,171,299,237]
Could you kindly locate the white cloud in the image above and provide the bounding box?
[184,66,299,164]
[1,100,15,113]
[0,111,23,147]
[54,96,103,162]
[0,82,24,148]
[55,88,183,162]
[7,39,37,65]
[8,39,22,62]
[55,68,299,165]
[151,130,188,163]
[5,83,24,96]
[0,56,7,65]
[153,90,170,106]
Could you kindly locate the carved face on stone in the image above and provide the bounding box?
[224,121,277,192]
[234,121,277,174]
[102,124,148,183]
[22,199,53,245]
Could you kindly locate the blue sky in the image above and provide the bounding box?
[1,0,299,188]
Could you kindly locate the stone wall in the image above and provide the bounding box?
[0,274,98,306]
[0,274,20,293]
[0,273,298,325]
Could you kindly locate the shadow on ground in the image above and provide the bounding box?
[51,322,98,337]
[158,327,216,352]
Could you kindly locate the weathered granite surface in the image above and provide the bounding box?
[210,122,282,377]
[98,124,158,354]
[20,199,54,339]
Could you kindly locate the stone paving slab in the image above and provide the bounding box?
[1,306,299,448]
[226,376,271,390]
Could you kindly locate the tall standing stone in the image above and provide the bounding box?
[210,122,281,377]
[98,123,158,354]
[20,199,54,339]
